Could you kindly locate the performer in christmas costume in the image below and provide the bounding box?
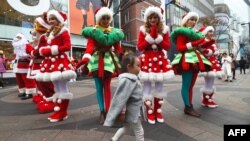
[35,10,77,122]
[12,33,36,100]
[171,12,212,117]
[137,6,175,124]
[26,14,55,113]
[76,7,124,124]
[198,26,223,108]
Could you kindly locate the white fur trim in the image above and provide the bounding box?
[47,10,65,24]
[155,35,163,44]
[25,88,36,94]
[144,6,163,22]
[205,95,210,99]
[158,100,164,105]
[162,25,169,34]
[186,42,193,50]
[44,93,59,102]
[139,70,175,82]
[36,17,51,29]
[62,70,77,80]
[57,99,62,103]
[181,12,199,26]
[145,34,155,44]
[148,109,153,114]
[18,88,25,93]
[95,7,113,24]
[207,71,216,78]
[201,26,214,35]
[139,26,146,35]
[50,71,63,81]
[82,53,92,60]
[59,93,73,99]
[157,109,162,113]
[54,106,60,112]
[51,45,59,55]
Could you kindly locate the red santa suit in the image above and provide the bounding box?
[12,33,36,99]
[198,26,222,108]
[36,10,76,122]
[137,7,175,124]
[26,16,55,113]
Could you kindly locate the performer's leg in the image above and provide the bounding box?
[94,77,105,124]
[21,73,36,100]
[104,76,112,112]
[143,81,155,124]
[15,73,26,96]
[182,72,201,117]
[154,82,164,123]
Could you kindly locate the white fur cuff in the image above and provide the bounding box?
[155,35,163,44]
[82,53,92,59]
[51,45,59,55]
[145,34,155,44]
[186,42,193,50]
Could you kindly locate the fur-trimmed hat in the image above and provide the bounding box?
[95,7,113,24]
[198,26,214,35]
[144,6,163,22]
[181,12,199,26]
[47,10,67,24]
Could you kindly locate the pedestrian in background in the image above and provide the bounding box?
[229,53,237,80]
[221,52,232,82]
[104,52,144,141]
[0,50,6,88]
[239,57,246,74]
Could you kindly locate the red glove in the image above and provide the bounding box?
[76,58,89,70]
[191,38,205,47]
[200,39,215,48]
[150,23,158,38]
[40,47,51,56]
[31,49,39,57]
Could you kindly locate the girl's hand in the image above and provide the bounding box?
[150,23,158,38]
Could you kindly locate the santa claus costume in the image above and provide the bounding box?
[12,33,36,100]
[137,7,175,124]
[26,14,55,113]
[198,26,223,108]
[35,10,77,122]
[77,7,124,124]
[171,12,212,117]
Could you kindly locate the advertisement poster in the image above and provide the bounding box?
[69,0,103,35]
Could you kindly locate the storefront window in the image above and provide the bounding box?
[0,0,68,70]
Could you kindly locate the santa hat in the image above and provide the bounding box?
[47,10,67,24]
[181,12,199,26]
[198,26,214,36]
[35,17,51,29]
[144,6,163,22]
[95,7,113,24]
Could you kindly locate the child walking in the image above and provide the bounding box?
[104,52,144,141]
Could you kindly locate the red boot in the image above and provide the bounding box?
[48,99,69,122]
[201,93,209,107]
[207,93,218,108]
[144,100,155,124]
[37,100,55,113]
[32,92,43,104]
[154,97,164,123]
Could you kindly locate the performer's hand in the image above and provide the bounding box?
[76,58,89,70]
[39,47,51,56]
[150,23,158,38]
[191,38,205,47]
[200,39,216,48]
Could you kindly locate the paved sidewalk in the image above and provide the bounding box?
[0,70,250,141]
